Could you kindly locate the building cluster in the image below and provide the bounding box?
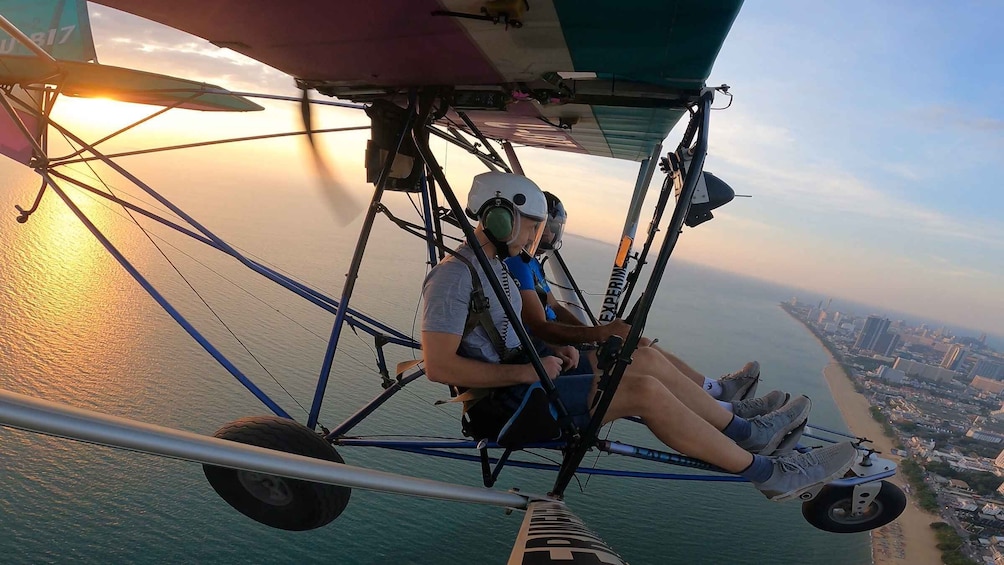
[783,299,1004,563]
[788,296,1004,390]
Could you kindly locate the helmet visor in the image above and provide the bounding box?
[538,199,567,251]
[511,212,547,257]
[539,212,566,251]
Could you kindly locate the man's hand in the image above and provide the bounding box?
[602,318,631,341]
[552,346,580,372]
[531,355,563,381]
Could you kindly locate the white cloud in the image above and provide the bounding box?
[88,7,293,94]
[709,111,1004,249]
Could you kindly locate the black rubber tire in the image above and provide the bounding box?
[801,480,906,533]
[203,416,351,531]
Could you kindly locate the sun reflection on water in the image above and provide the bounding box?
[0,183,147,406]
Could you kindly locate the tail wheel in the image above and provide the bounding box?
[801,480,906,533]
[203,415,351,531]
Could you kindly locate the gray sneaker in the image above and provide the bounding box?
[733,390,790,419]
[753,441,858,502]
[737,395,811,455]
[718,361,760,403]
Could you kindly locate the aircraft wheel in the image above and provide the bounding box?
[203,415,351,531]
[801,480,906,533]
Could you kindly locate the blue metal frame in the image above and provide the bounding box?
[25,103,420,425]
[308,91,419,430]
[17,84,900,492]
[42,174,291,418]
[334,438,747,482]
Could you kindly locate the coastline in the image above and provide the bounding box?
[820,361,942,565]
[787,308,943,564]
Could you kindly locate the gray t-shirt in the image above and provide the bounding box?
[422,242,523,363]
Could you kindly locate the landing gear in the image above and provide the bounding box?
[203,416,351,531]
[802,480,906,533]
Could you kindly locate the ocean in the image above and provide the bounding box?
[0,169,873,564]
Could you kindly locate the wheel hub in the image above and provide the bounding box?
[828,499,882,524]
[238,471,294,506]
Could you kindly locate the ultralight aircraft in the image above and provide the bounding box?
[0,1,907,562]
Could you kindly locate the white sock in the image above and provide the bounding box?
[718,399,734,413]
[703,377,723,399]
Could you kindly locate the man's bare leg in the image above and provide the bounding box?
[600,373,753,472]
[637,338,705,386]
[620,347,733,429]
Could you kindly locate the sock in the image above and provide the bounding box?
[722,414,751,442]
[740,454,774,484]
[718,400,734,413]
[703,377,723,399]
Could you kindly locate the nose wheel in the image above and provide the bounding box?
[801,480,906,533]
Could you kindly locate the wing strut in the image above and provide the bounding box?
[508,501,626,565]
[550,91,716,498]
[0,387,532,508]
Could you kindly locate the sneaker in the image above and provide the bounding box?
[753,441,858,502]
[737,395,811,455]
[718,361,760,403]
[733,390,790,419]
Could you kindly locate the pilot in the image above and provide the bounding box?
[504,191,784,420]
[420,171,857,501]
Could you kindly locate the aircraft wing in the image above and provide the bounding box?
[89,0,743,162]
[0,0,262,164]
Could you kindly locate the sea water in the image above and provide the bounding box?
[0,171,872,564]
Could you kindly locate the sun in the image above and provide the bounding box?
[50,95,162,131]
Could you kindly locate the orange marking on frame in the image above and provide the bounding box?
[614,236,633,268]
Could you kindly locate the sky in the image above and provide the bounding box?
[7,1,1003,339]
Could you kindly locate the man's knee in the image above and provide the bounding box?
[627,346,661,370]
[614,373,670,413]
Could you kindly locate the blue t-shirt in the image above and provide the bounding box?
[504,255,556,321]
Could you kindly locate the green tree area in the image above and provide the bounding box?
[956,437,1004,460]
[926,461,1003,497]
[900,458,940,512]
[930,522,979,565]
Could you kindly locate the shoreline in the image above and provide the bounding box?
[820,361,942,565]
[787,310,943,565]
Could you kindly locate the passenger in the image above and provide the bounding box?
[420,171,856,501]
[504,191,778,419]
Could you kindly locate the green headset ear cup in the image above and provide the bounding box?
[483,206,514,240]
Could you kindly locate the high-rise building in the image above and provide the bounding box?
[873,333,901,357]
[971,358,1004,381]
[972,376,1004,395]
[941,344,967,371]
[894,358,957,383]
[854,315,891,352]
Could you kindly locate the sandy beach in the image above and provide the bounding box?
[821,361,943,565]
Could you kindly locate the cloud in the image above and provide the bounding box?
[709,111,1004,249]
[909,105,1004,133]
[880,162,924,181]
[88,6,293,94]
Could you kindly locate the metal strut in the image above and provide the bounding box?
[307,90,419,430]
[550,91,715,498]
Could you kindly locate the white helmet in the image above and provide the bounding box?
[466,172,547,255]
